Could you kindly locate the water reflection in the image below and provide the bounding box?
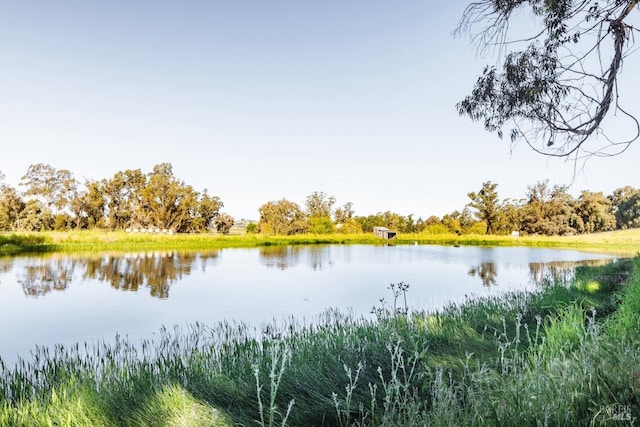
[468,263,497,287]
[528,259,613,285]
[19,258,75,296]
[259,246,302,270]
[259,246,334,271]
[466,258,615,288]
[9,247,618,299]
[16,251,219,299]
[0,257,14,273]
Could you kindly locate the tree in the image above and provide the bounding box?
[333,201,355,224]
[382,211,406,232]
[501,199,523,233]
[191,191,223,232]
[258,199,308,235]
[467,181,502,234]
[420,216,449,234]
[245,222,259,234]
[337,218,363,234]
[304,191,336,234]
[520,180,575,235]
[441,211,463,234]
[573,191,616,233]
[17,199,53,231]
[0,185,24,231]
[103,169,146,230]
[456,1,639,158]
[20,164,78,215]
[354,214,386,233]
[214,213,235,235]
[141,163,198,231]
[81,180,107,229]
[610,186,640,229]
[305,191,336,218]
[308,216,335,234]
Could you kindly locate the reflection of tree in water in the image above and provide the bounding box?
[18,258,76,297]
[468,262,498,287]
[468,258,615,288]
[529,259,613,286]
[83,251,217,299]
[0,258,14,274]
[306,246,333,271]
[259,246,333,270]
[259,246,302,270]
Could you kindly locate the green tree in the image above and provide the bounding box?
[245,222,259,234]
[573,191,616,233]
[190,190,223,232]
[20,164,78,215]
[80,180,107,229]
[441,209,484,235]
[403,214,419,233]
[382,211,404,232]
[337,218,363,234]
[441,211,463,235]
[0,185,24,231]
[308,217,335,234]
[333,201,355,225]
[304,191,336,234]
[103,168,146,230]
[420,216,449,234]
[258,199,308,235]
[467,181,502,234]
[457,1,639,157]
[305,191,336,218]
[214,213,235,235]
[141,163,198,231]
[501,199,522,234]
[610,186,640,229]
[354,214,385,233]
[520,180,575,235]
[17,199,53,231]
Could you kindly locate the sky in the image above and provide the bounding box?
[1,1,639,220]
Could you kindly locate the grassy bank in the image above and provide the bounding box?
[2,228,640,256]
[1,257,638,425]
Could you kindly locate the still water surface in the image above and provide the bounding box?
[0,245,617,365]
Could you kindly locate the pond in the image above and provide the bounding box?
[0,244,618,366]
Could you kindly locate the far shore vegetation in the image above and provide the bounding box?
[2,164,640,241]
[2,228,640,257]
[1,163,640,256]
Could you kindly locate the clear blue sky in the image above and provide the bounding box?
[1,1,638,220]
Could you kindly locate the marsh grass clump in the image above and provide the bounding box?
[0,233,48,255]
[0,258,638,425]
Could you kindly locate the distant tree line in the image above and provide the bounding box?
[1,165,639,236]
[0,163,233,233]
[255,181,640,236]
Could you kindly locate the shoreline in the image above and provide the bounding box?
[1,229,639,256]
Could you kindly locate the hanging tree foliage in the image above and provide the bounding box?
[456,0,639,158]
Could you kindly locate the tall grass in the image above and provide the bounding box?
[0,258,638,425]
[0,234,47,256]
[2,228,640,255]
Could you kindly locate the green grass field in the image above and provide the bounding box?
[1,228,640,256]
[1,256,639,425]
